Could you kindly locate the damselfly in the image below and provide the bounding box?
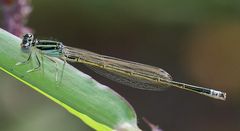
[16,33,226,101]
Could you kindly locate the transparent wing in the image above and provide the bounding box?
[86,65,168,91]
[64,46,172,91]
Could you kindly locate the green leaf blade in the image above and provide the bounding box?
[0,28,141,131]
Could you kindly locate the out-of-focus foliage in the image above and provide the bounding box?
[0,0,32,36]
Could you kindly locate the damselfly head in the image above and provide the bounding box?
[21,33,34,49]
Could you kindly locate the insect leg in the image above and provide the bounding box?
[44,56,59,82]
[26,52,41,73]
[58,57,67,86]
[15,52,32,66]
[40,52,45,75]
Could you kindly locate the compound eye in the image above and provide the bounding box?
[25,43,30,47]
[23,33,33,39]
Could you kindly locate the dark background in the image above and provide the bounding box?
[1,0,240,131]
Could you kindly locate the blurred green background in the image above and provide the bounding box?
[1,0,240,130]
